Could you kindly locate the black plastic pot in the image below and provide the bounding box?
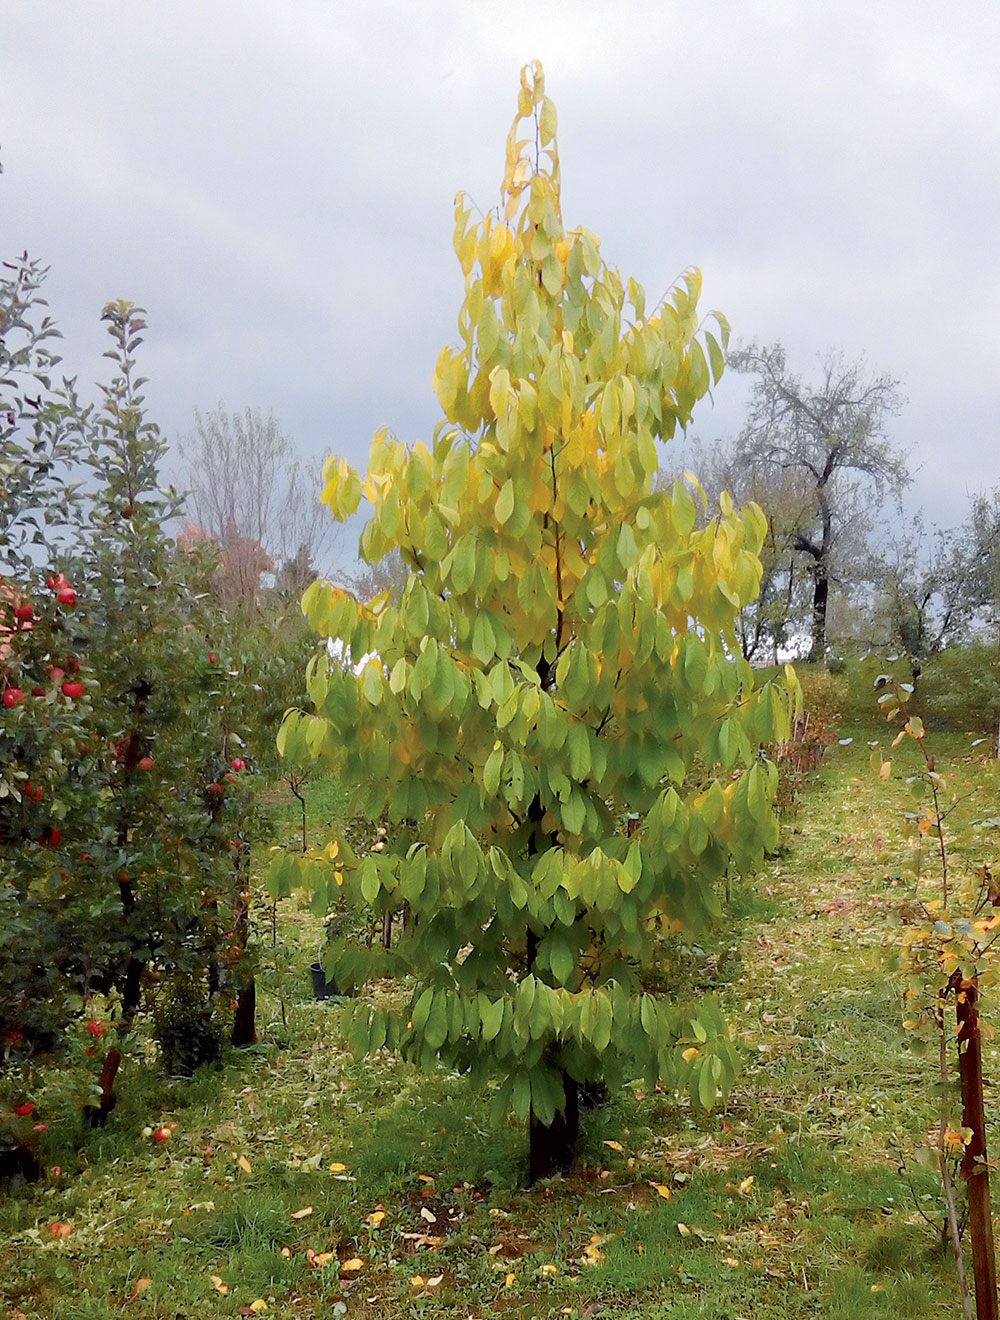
[309,961,341,1000]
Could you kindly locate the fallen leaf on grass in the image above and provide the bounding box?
[676,1222,691,1236]
[238,1303,269,1315]
[410,1274,444,1289]
[48,1222,73,1236]
[420,1207,437,1224]
[209,1275,228,1294]
[539,1262,558,1275]
[290,1205,313,1219]
[738,1175,755,1196]
[416,1173,435,1184]
[237,1154,253,1174]
[328,1161,347,1172]
[366,1210,386,1227]
[128,1278,151,1298]
[602,1139,624,1152]
[505,1272,515,1287]
[306,1249,335,1267]
[650,1183,671,1199]
[340,1257,364,1274]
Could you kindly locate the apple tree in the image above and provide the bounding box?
[278,63,796,1179]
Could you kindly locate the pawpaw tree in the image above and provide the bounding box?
[275,61,797,1180]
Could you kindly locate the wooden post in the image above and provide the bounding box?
[957,979,998,1320]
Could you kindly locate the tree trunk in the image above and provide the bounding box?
[86,1047,122,1127]
[807,560,829,665]
[957,980,998,1320]
[528,1072,579,1183]
[231,979,257,1046]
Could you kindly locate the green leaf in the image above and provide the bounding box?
[495,479,515,526]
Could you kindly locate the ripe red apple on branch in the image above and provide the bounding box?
[2,687,24,708]
[61,680,84,698]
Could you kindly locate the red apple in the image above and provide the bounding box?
[13,603,33,621]
[207,781,223,795]
[137,755,154,770]
[30,686,45,697]
[2,687,24,708]
[230,758,246,771]
[151,1126,171,1142]
[57,587,77,606]
[13,1101,33,1116]
[61,680,84,698]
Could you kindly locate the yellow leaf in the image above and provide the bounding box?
[879,760,892,781]
[738,1175,754,1196]
[291,1205,314,1219]
[237,1154,252,1174]
[416,1173,435,1183]
[722,1256,740,1266]
[209,1275,228,1294]
[505,1272,516,1287]
[539,1262,559,1275]
[681,1046,701,1062]
[129,1278,152,1298]
[308,1250,335,1267]
[328,1162,347,1172]
[366,1210,386,1227]
[602,1139,624,1152]
[249,1302,269,1314]
[341,1257,364,1273]
[677,1222,691,1236]
[651,1183,671,1199]
[411,1274,425,1287]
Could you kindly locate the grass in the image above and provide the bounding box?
[3,726,997,1318]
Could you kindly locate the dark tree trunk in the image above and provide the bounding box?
[230,979,257,1046]
[529,1072,579,1183]
[229,843,256,1045]
[86,1047,122,1127]
[957,980,998,1320]
[807,560,829,665]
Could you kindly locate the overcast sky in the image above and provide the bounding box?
[3,1,998,562]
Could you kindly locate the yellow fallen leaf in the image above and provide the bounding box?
[602,1139,624,1152]
[237,1154,253,1174]
[411,1275,425,1287]
[651,1183,671,1199]
[738,1175,754,1196]
[290,1205,313,1219]
[539,1262,558,1275]
[722,1256,740,1266]
[340,1257,364,1273]
[209,1275,228,1294]
[416,1173,435,1183]
[307,1250,335,1267]
[280,1246,291,1258]
[366,1210,386,1226]
[677,1222,691,1236]
[129,1278,152,1298]
[249,1303,269,1314]
[505,1272,515,1287]
[328,1162,347,1172]
[425,1274,444,1287]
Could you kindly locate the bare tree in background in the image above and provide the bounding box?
[177,406,340,600]
[730,343,909,664]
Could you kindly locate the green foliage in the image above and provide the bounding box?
[0,272,265,1108]
[278,64,796,1153]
